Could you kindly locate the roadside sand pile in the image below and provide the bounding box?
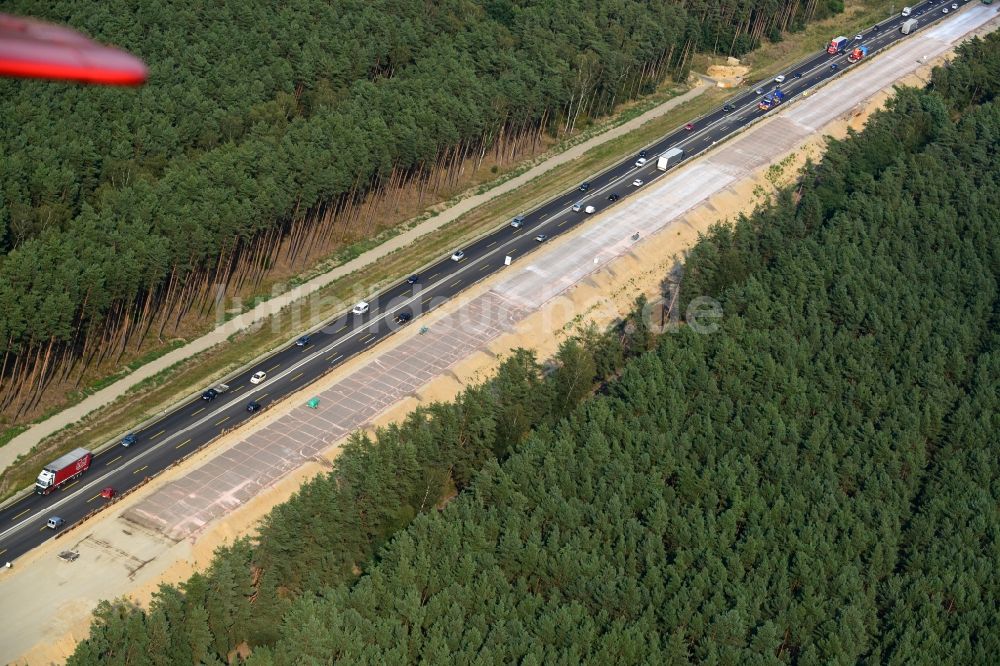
[707,63,749,87]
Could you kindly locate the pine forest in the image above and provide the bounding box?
[65,33,1000,665]
[0,0,841,422]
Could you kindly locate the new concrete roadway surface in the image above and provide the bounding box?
[0,3,997,661]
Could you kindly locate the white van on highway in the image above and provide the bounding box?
[901,6,912,16]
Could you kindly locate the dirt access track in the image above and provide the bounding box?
[2,6,998,664]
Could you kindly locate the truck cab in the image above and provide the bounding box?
[827,36,848,54]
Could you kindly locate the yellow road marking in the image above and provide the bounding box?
[337,325,348,333]
[326,353,342,362]
[302,344,313,351]
[266,364,280,372]
[175,438,191,449]
[292,372,303,381]
[558,219,570,227]
[62,481,78,492]
[215,416,229,426]
[88,494,99,503]
[149,429,165,440]
[359,334,374,344]
[230,384,245,393]
[480,264,491,272]
[428,273,439,280]
[257,393,269,400]
[422,296,434,304]
[450,279,461,287]
[487,241,497,248]
[0,548,6,556]
[133,465,148,475]
[12,509,30,521]
[106,455,122,466]
[192,407,205,416]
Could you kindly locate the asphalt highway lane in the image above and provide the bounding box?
[0,0,959,563]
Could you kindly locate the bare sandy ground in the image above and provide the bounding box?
[4,10,998,663]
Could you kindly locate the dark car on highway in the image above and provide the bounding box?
[295,335,310,346]
[246,400,261,413]
[394,311,413,324]
[608,193,620,201]
[579,182,591,191]
[201,388,219,401]
[121,433,137,448]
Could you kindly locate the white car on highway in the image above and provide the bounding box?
[774,74,786,83]
[634,157,647,167]
[450,250,465,261]
[250,371,266,385]
[351,301,370,314]
[632,178,644,187]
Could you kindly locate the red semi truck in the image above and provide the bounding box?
[35,447,92,494]
[827,36,849,54]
